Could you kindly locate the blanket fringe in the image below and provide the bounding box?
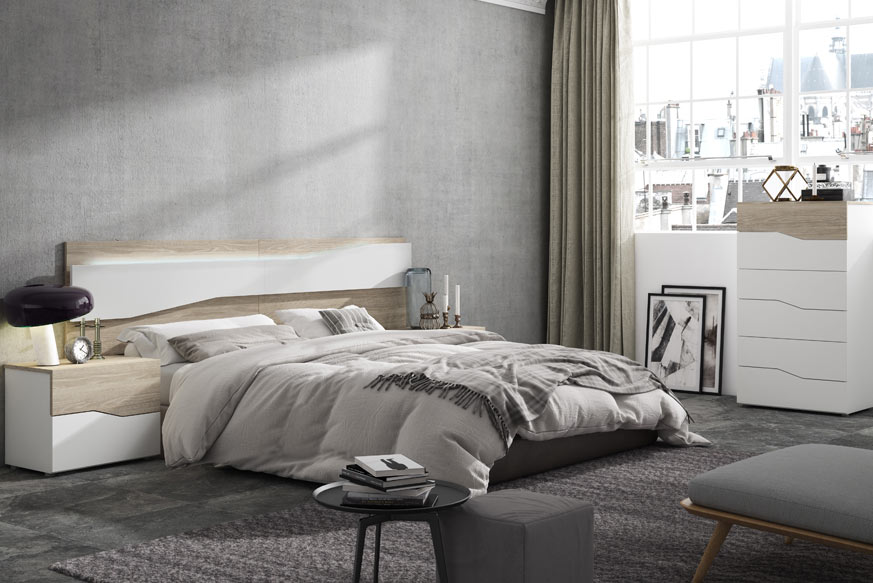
[364,372,511,445]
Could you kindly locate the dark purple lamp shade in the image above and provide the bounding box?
[4,284,93,327]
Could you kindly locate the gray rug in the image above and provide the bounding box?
[51,445,873,582]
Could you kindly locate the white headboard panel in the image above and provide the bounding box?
[70,242,411,320]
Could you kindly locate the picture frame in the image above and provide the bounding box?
[645,293,706,393]
[662,285,726,395]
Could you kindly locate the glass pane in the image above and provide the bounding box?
[738,33,782,96]
[799,94,848,156]
[694,100,735,157]
[692,38,736,99]
[697,168,739,229]
[799,27,848,92]
[649,42,691,102]
[740,0,785,30]
[800,0,848,22]
[636,169,694,231]
[634,49,648,104]
[849,91,873,152]
[631,0,649,41]
[850,24,873,89]
[852,0,873,18]
[738,96,784,158]
[634,107,649,159]
[741,167,774,205]
[850,164,873,199]
[650,0,692,39]
[633,170,653,233]
[650,102,691,158]
[694,0,737,34]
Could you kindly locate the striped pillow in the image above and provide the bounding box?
[319,307,382,335]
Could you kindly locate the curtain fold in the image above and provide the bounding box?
[547,0,635,358]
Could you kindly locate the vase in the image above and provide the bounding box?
[419,291,440,330]
[405,268,432,328]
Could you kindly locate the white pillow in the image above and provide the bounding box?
[118,314,276,365]
[274,305,384,338]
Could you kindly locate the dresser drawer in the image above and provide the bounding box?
[737,337,846,381]
[738,269,846,310]
[738,299,846,341]
[738,233,846,271]
[737,367,849,414]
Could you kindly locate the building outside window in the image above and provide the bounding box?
[632,0,873,232]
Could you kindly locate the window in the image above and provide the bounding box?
[632,0,873,232]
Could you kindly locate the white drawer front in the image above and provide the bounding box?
[738,269,846,310]
[738,233,846,271]
[737,367,850,414]
[737,337,846,381]
[52,411,160,473]
[738,299,846,341]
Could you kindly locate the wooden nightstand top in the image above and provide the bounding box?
[5,356,158,375]
[4,356,160,417]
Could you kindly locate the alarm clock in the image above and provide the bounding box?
[64,336,94,364]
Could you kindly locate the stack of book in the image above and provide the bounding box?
[339,454,436,508]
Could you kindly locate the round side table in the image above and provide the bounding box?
[313,479,471,583]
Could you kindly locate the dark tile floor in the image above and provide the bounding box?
[2,395,872,581]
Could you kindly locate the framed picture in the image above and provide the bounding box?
[662,285,726,395]
[645,293,706,393]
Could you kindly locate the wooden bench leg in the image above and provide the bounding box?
[692,521,732,583]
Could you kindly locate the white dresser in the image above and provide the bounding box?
[737,202,873,414]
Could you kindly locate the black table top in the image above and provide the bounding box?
[313,479,471,515]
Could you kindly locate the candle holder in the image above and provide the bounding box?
[453,314,462,328]
[92,318,105,360]
[440,307,452,329]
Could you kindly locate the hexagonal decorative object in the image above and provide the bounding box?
[763,165,808,202]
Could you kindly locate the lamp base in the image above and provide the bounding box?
[31,325,60,366]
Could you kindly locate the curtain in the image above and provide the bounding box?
[547,0,635,358]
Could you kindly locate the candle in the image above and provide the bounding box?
[443,275,450,312]
[455,284,461,315]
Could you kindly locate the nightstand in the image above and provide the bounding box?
[4,356,161,474]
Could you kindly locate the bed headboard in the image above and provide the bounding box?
[64,238,411,354]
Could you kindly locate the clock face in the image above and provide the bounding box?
[64,336,93,364]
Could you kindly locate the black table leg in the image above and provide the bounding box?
[353,519,367,583]
[373,522,382,583]
[426,514,449,583]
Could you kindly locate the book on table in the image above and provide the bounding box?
[342,482,435,496]
[340,464,430,491]
[341,488,439,509]
[353,454,426,478]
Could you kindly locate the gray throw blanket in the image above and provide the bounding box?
[364,343,674,448]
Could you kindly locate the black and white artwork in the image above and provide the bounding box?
[645,293,706,393]
[662,285,726,395]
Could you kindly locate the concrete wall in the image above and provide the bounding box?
[0,1,552,464]
[635,232,738,396]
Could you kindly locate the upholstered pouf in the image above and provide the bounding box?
[439,488,594,583]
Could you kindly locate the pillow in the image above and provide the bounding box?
[274,305,384,338]
[123,342,142,358]
[117,314,276,365]
[167,325,299,362]
[319,307,383,335]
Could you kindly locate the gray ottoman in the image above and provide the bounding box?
[683,444,873,582]
[439,489,594,583]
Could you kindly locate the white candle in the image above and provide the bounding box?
[455,284,461,315]
[443,275,450,312]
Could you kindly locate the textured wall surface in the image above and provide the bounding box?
[0,1,551,463]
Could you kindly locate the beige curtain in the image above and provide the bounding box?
[547,0,635,358]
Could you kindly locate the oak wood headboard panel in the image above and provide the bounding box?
[64,239,409,354]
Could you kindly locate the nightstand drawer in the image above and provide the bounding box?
[51,358,159,416]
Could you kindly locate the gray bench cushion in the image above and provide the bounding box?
[440,489,594,583]
[689,444,873,544]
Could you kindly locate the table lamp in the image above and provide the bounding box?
[4,284,93,366]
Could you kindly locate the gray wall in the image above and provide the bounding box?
[0,1,551,464]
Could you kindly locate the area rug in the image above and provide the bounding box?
[51,445,873,582]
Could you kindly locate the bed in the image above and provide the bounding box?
[64,239,706,494]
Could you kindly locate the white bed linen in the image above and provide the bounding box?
[164,330,706,494]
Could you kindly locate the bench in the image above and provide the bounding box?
[682,444,873,582]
